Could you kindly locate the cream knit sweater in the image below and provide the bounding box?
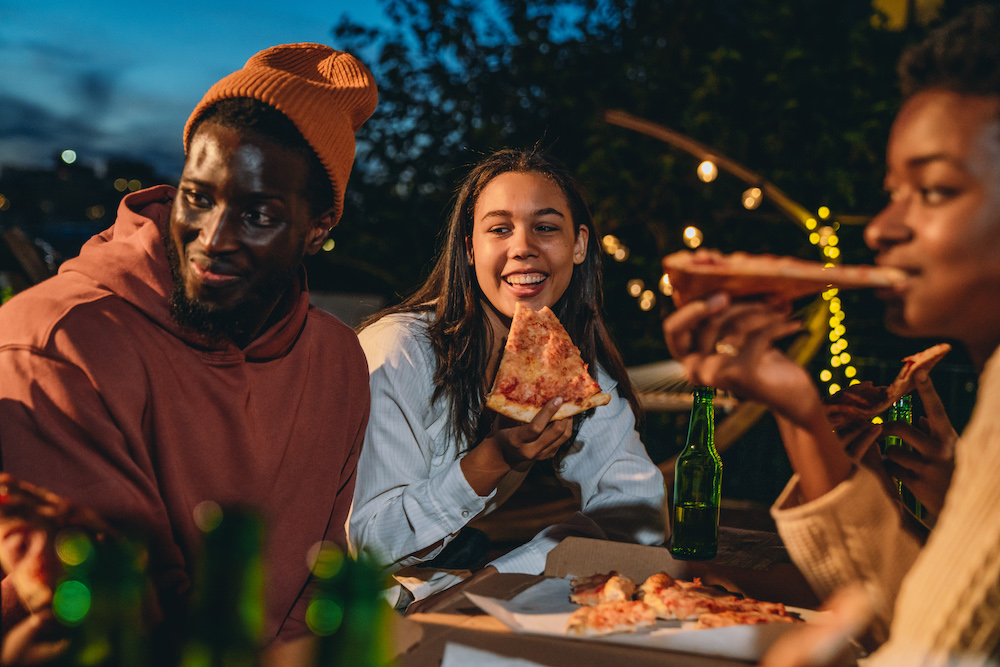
[773,347,1000,666]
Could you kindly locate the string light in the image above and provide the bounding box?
[627,279,644,297]
[659,274,673,296]
[697,160,718,183]
[639,289,655,311]
[742,187,762,210]
[683,226,703,248]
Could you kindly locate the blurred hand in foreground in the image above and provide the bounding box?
[0,473,112,666]
[760,583,873,667]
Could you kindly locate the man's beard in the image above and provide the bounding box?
[165,234,297,345]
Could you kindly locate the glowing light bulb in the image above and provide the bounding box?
[659,274,673,296]
[742,187,762,210]
[683,226,703,248]
[697,160,718,183]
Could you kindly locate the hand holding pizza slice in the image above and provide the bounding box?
[486,303,611,423]
[825,343,952,428]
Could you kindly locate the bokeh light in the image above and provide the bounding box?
[659,274,673,296]
[61,150,77,164]
[193,500,223,533]
[626,279,644,297]
[306,598,343,636]
[696,160,718,183]
[53,580,91,625]
[682,226,703,249]
[741,187,762,210]
[307,541,345,579]
[55,528,94,567]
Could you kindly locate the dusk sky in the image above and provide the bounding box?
[0,1,390,179]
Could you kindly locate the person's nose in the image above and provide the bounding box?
[509,226,539,259]
[864,194,912,253]
[198,208,240,255]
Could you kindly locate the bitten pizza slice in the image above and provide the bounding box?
[566,600,657,637]
[569,571,637,606]
[486,303,611,422]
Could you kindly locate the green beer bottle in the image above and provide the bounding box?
[307,543,395,667]
[50,530,151,667]
[671,386,722,560]
[885,394,924,520]
[178,505,264,667]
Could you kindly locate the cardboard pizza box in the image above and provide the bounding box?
[544,534,820,609]
[398,531,833,666]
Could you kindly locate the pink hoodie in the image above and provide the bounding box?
[0,186,370,643]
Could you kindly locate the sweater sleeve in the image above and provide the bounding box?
[491,372,666,574]
[771,465,924,644]
[349,316,497,570]
[0,344,189,612]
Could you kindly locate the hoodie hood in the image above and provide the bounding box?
[59,185,310,361]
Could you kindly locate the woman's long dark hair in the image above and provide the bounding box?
[360,148,641,447]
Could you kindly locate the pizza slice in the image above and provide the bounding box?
[569,571,637,606]
[486,303,611,422]
[637,573,734,620]
[694,608,802,629]
[825,343,951,428]
[566,599,657,637]
[661,249,906,307]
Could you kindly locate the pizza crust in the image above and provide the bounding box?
[486,390,611,423]
[662,249,906,307]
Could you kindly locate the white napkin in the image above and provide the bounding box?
[440,642,548,667]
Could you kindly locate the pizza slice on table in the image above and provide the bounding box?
[569,571,637,606]
[566,599,657,637]
[486,303,611,422]
[661,249,906,307]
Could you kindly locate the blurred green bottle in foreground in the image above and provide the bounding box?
[671,386,723,560]
[306,543,395,667]
[885,394,924,521]
[179,504,264,667]
[51,531,151,666]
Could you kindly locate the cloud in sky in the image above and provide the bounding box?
[0,0,389,180]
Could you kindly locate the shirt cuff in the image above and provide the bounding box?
[426,458,496,534]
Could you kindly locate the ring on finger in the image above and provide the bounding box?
[714,341,738,356]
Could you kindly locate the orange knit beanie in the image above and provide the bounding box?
[183,43,378,225]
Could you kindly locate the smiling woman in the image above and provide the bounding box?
[348,147,666,609]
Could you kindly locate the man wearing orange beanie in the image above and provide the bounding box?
[0,43,378,659]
